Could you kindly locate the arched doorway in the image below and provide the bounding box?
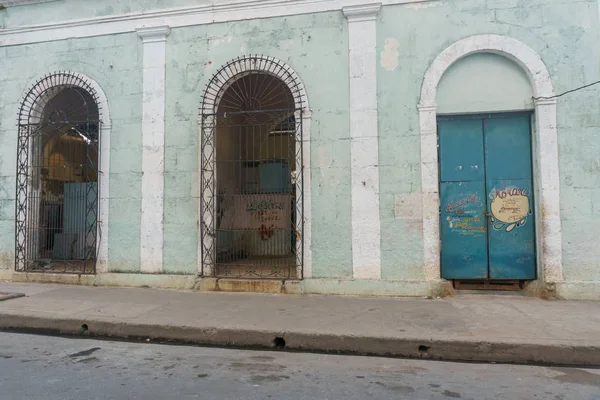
[16,72,102,274]
[200,56,307,279]
[436,53,536,286]
[418,34,562,289]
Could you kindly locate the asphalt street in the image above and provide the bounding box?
[0,332,599,399]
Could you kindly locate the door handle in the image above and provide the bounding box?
[484,212,491,217]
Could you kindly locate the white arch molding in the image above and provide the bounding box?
[198,56,312,279]
[18,72,112,274]
[417,34,563,286]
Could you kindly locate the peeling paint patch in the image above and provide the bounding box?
[0,252,14,270]
[210,35,233,48]
[318,146,327,170]
[381,38,399,71]
[278,39,294,51]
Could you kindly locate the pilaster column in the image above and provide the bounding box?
[97,121,112,273]
[417,104,440,281]
[343,3,382,280]
[136,25,170,273]
[534,97,563,284]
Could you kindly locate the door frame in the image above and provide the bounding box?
[437,112,537,280]
[418,34,562,288]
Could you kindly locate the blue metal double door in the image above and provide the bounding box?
[439,113,536,280]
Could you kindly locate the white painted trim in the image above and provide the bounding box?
[136,26,171,42]
[138,25,170,274]
[418,34,563,284]
[2,0,56,6]
[197,57,312,279]
[344,3,382,280]
[96,79,112,274]
[598,0,600,45]
[301,110,313,279]
[342,3,382,21]
[0,0,434,46]
[18,72,111,273]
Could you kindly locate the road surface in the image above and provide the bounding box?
[0,332,598,399]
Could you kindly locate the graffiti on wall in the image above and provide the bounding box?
[219,194,292,234]
[489,187,531,232]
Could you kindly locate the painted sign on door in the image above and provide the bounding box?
[439,114,536,280]
[489,186,531,232]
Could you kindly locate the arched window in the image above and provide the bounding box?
[200,56,307,279]
[16,72,103,274]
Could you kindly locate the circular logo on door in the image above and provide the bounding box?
[489,187,531,232]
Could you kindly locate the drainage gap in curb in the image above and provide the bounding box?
[273,337,286,349]
[80,324,89,335]
[418,345,430,354]
[0,292,25,302]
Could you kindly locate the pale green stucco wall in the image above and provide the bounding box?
[0,0,599,286]
[163,12,352,276]
[0,33,143,273]
[0,0,239,28]
[377,0,600,282]
[0,11,353,278]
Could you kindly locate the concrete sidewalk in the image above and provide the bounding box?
[0,281,599,366]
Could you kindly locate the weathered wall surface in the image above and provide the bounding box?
[377,0,600,283]
[0,33,143,272]
[164,12,352,276]
[1,0,236,28]
[0,0,599,293]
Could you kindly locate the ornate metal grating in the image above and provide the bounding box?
[200,56,306,279]
[15,72,102,274]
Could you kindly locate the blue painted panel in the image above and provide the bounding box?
[484,114,535,279]
[439,113,535,281]
[63,182,97,260]
[486,179,536,279]
[259,159,290,193]
[64,182,85,234]
[440,181,488,279]
[438,119,485,182]
[484,115,532,180]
